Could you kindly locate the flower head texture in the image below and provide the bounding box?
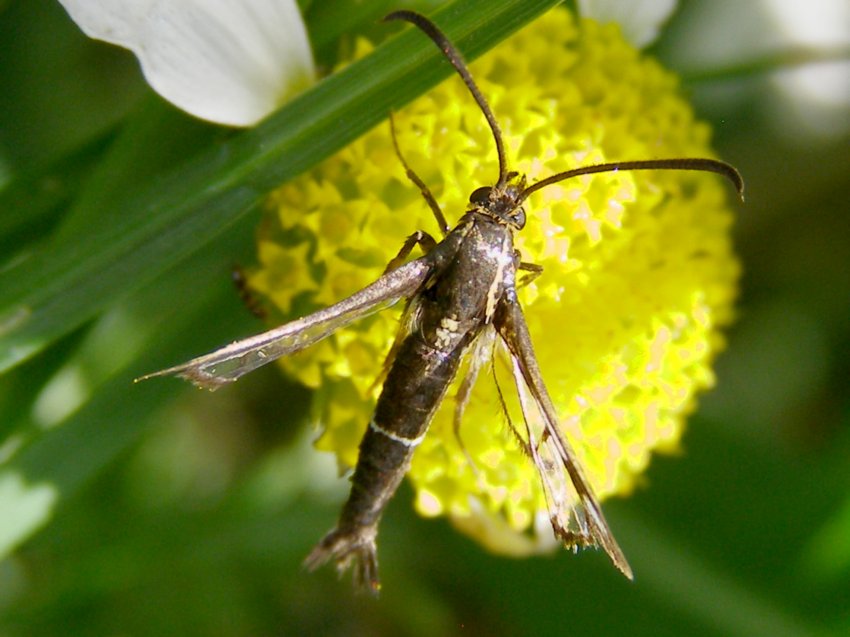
[250,9,738,554]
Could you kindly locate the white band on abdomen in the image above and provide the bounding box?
[369,419,426,447]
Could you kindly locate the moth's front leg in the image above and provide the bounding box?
[383,230,438,274]
[389,112,450,236]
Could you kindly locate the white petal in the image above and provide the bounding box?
[578,0,678,47]
[59,0,315,126]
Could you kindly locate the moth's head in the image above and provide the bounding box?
[468,172,527,229]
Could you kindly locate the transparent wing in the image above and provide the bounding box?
[139,258,433,390]
[494,298,633,579]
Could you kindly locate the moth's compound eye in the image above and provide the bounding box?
[469,186,491,205]
[513,207,526,229]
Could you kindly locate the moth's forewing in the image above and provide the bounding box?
[139,258,433,389]
[495,297,633,579]
[490,335,586,540]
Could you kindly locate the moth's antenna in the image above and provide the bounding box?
[383,10,509,188]
[522,158,745,202]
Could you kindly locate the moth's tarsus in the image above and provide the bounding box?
[141,9,744,591]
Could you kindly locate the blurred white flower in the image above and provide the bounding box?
[58,0,315,126]
[578,0,678,47]
[761,0,850,138]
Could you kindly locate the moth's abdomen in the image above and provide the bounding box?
[305,219,517,590]
[304,333,466,591]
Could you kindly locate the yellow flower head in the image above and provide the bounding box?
[250,9,738,555]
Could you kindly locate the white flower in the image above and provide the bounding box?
[578,0,678,47]
[58,0,315,126]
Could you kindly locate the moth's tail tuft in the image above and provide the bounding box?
[303,526,381,594]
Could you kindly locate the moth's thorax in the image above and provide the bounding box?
[417,215,517,353]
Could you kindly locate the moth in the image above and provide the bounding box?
[141,10,743,592]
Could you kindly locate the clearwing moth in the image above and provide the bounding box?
[139,10,743,593]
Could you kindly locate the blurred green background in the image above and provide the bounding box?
[1,0,848,635]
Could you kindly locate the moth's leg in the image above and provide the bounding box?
[517,260,544,289]
[389,112,450,237]
[452,329,500,475]
[491,350,534,458]
[231,264,267,319]
[382,230,438,274]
